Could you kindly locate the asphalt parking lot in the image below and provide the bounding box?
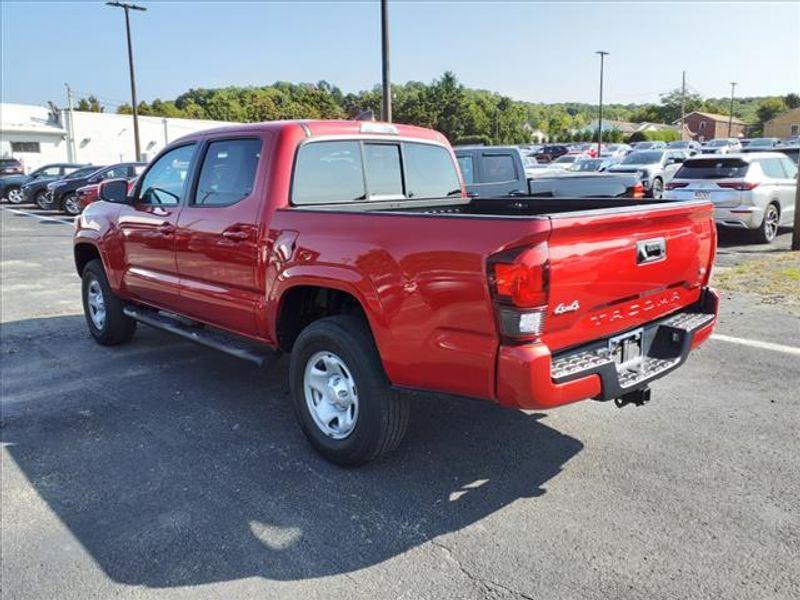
[1,205,799,600]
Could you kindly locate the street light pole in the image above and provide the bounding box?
[106,1,146,161]
[728,81,737,137]
[596,51,609,156]
[380,0,391,122]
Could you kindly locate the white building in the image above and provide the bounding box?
[1,103,242,172]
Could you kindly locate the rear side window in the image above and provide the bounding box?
[457,155,475,184]
[363,143,403,197]
[481,154,516,183]
[194,139,262,206]
[758,158,788,179]
[404,143,460,198]
[293,141,365,205]
[675,158,749,179]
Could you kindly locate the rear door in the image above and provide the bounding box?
[117,143,197,310]
[542,202,715,351]
[175,135,267,336]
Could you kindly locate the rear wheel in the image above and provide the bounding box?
[753,202,780,244]
[651,178,664,199]
[63,194,82,216]
[36,191,55,210]
[81,259,136,345]
[289,315,410,466]
[4,186,23,204]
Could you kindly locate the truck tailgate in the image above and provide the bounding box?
[542,201,715,351]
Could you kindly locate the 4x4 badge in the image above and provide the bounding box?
[554,300,580,315]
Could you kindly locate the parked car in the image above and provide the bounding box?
[739,139,752,148]
[602,143,631,160]
[75,119,718,465]
[667,140,702,156]
[745,137,782,150]
[606,149,688,198]
[27,165,99,209]
[456,146,640,197]
[76,177,139,212]
[568,157,615,172]
[1,163,88,205]
[47,162,146,215]
[700,138,742,155]
[550,154,586,170]
[532,144,569,163]
[630,141,667,151]
[663,152,797,243]
[0,157,24,176]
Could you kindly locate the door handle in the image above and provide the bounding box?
[222,230,249,241]
[157,223,176,235]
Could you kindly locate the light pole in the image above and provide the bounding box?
[106,1,146,161]
[728,81,737,137]
[596,51,609,156]
[380,0,391,122]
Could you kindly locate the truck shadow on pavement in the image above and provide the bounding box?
[2,315,583,588]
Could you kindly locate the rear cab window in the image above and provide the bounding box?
[291,139,460,205]
[675,158,749,179]
[479,153,517,183]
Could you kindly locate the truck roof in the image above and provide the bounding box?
[171,119,448,145]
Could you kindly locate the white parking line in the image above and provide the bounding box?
[711,334,800,357]
[1,206,74,226]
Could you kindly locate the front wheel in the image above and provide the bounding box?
[62,194,81,215]
[289,315,410,466]
[81,259,137,345]
[4,187,23,204]
[753,203,780,244]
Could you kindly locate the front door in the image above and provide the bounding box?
[175,136,266,337]
[118,143,197,311]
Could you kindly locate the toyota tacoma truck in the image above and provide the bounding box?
[74,119,718,465]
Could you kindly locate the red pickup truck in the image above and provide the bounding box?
[74,119,718,465]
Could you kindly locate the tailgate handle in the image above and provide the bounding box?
[637,238,666,265]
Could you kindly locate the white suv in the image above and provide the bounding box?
[663,152,798,243]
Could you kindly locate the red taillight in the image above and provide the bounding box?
[490,248,549,307]
[489,246,549,340]
[717,181,759,191]
[631,182,645,198]
[665,182,689,190]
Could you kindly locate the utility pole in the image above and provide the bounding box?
[106,1,146,161]
[380,0,391,122]
[596,51,609,156]
[728,81,737,137]
[64,83,77,162]
[680,70,686,138]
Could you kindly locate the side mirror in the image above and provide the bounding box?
[99,178,129,203]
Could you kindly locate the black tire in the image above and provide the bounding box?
[651,177,664,199]
[289,315,410,466]
[752,202,780,244]
[3,186,23,205]
[36,191,55,210]
[81,259,136,346]
[62,194,82,216]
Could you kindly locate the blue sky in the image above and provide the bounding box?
[2,1,798,109]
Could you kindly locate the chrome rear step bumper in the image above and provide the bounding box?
[550,291,717,401]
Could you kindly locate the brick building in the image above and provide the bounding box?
[680,111,746,141]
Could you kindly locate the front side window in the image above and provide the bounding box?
[457,155,475,184]
[363,143,403,197]
[293,141,365,205]
[779,156,798,178]
[194,139,261,206]
[138,144,195,206]
[35,166,61,177]
[404,143,460,198]
[101,166,130,180]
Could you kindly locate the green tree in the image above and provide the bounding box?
[784,93,800,109]
[756,97,787,127]
[76,95,104,112]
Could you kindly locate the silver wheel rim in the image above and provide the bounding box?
[765,206,779,240]
[64,196,80,215]
[87,278,106,330]
[303,351,358,439]
[652,179,663,199]
[7,188,22,204]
